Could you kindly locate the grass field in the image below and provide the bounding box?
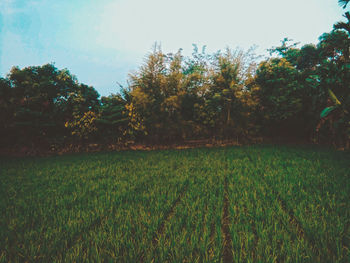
[0,145,349,262]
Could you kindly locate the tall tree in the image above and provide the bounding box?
[128,44,167,141]
[317,29,350,146]
[96,93,129,143]
[0,77,14,147]
[334,12,350,38]
[339,0,350,9]
[5,64,100,148]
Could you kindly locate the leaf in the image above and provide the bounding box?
[328,89,341,105]
[320,106,337,118]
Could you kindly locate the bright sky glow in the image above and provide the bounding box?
[0,0,345,95]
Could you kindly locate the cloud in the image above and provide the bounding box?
[92,0,341,57]
[0,0,41,15]
[0,0,16,15]
[0,0,346,95]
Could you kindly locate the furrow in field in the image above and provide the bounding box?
[254,164,316,255]
[208,202,217,258]
[248,204,259,262]
[141,153,225,262]
[341,220,350,260]
[228,153,314,261]
[266,148,348,261]
[151,182,189,247]
[54,215,108,261]
[244,151,309,240]
[245,150,327,260]
[221,176,234,263]
[258,182,313,261]
[273,189,321,257]
[274,190,306,239]
[2,146,349,262]
[45,172,171,261]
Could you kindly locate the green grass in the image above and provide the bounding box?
[0,145,349,262]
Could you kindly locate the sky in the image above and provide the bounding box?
[0,0,346,96]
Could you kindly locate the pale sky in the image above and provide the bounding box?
[0,0,346,96]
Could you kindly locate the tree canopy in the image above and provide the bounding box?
[1,1,349,153]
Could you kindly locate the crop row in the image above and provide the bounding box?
[1,146,349,262]
[242,146,349,262]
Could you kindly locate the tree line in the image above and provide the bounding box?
[1,2,349,153]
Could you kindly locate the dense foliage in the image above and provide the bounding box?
[1,3,349,152]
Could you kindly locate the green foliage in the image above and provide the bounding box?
[255,58,302,121]
[334,12,350,35]
[96,94,129,143]
[254,19,350,145]
[126,45,259,142]
[1,64,101,149]
[7,64,74,145]
[65,111,99,141]
[128,44,167,140]
[316,27,350,146]
[208,47,258,138]
[0,77,14,146]
[320,106,338,118]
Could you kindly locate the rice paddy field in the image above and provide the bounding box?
[0,145,349,262]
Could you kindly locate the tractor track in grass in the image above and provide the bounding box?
[196,202,209,260]
[208,205,216,254]
[191,194,212,261]
[245,151,307,238]
[266,180,336,261]
[273,191,308,240]
[15,172,163,261]
[51,174,164,260]
[248,205,259,261]
[239,202,258,262]
[206,188,218,260]
[151,182,189,247]
[267,150,341,260]
[6,228,20,262]
[55,215,107,260]
[222,176,233,263]
[341,221,350,260]
[6,214,107,262]
[240,151,259,259]
[245,148,348,261]
[138,181,189,262]
[196,185,218,260]
[243,151,320,257]
[271,150,350,259]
